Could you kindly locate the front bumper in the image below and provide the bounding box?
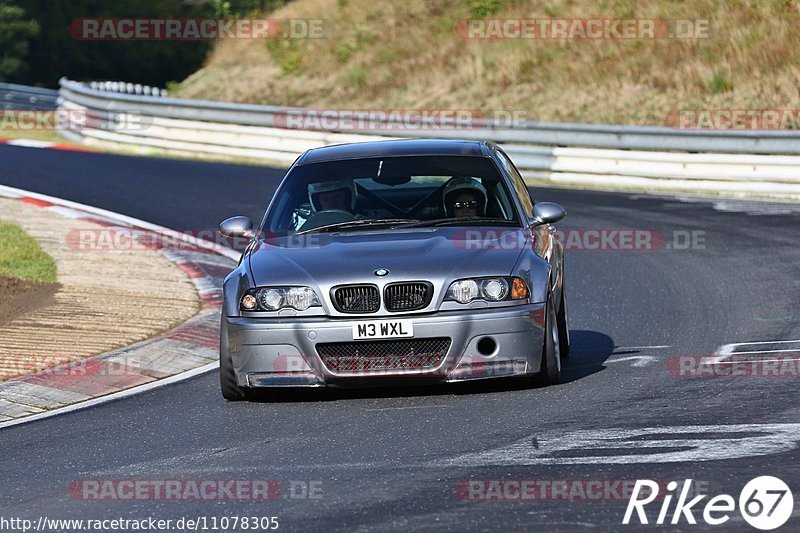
[222,304,546,388]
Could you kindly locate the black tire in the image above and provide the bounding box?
[557,283,571,358]
[536,293,562,386]
[220,320,248,401]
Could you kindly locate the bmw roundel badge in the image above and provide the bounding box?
[374,268,389,277]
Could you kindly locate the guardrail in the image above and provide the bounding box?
[56,77,800,198]
[1,82,58,111]
[86,81,167,97]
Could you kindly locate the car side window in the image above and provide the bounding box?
[496,150,534,218]
[486,179,514,219]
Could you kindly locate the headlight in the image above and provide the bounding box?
[286,287,316,311]
[259,288,285,310]
[241,287,321,311]
[481,278,508,301]
[446,277,527,303]
[447,279,479,304]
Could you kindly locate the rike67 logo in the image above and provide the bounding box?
[623,476,793,530]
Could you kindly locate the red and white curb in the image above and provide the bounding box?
[0,184,239,429]
[0,136,98,152]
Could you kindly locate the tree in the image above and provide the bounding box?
[0,0,40,82]
[14,0,291,87]
[19,0,213,87]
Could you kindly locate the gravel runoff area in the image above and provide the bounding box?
[0,196,199,382]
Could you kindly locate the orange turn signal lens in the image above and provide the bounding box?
[511,278,528,300]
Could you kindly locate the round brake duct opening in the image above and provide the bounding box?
[477,336,497,356]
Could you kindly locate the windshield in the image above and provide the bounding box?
[263,155,520,234]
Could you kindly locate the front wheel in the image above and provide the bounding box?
[220,319,248,401]
[220,352,248,401]
[557,284,570,358]
[536,293,562,386]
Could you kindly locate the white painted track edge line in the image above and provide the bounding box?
[712,340,800,363]
[726,349,800,355]
[0,184,240,261]
[715,344,737,355]
[614,345,671,349]
[717,339,800,349]
[714,358,800,364]
[0,362,219,430]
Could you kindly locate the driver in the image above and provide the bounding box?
[308,180,357,213]
[443,177,488,218]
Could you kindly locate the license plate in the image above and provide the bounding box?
[352,319,414,340]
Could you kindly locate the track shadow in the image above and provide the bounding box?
[244,376,546,403]
[560,329,617,383]
[242,329,615,403]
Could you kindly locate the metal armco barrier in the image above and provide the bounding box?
[56,78,800,198]
[1,83,58,111]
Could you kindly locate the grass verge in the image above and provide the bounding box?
[0,222,57,283]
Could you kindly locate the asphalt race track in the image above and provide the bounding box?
[1,144,800,531]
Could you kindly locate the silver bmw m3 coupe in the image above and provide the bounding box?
[218,139,569,400]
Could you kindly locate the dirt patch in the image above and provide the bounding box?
[0,276,59,327]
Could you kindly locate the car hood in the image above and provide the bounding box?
[248,227,529,286]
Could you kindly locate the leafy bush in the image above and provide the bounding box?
[467,0,503,18]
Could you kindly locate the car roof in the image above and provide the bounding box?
[295,139,496,165]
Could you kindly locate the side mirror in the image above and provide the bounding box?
[219,216,254,238]
[531,202,567,226]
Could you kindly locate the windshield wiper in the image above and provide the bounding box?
[398,217,519,228]
[296,218,419,235]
